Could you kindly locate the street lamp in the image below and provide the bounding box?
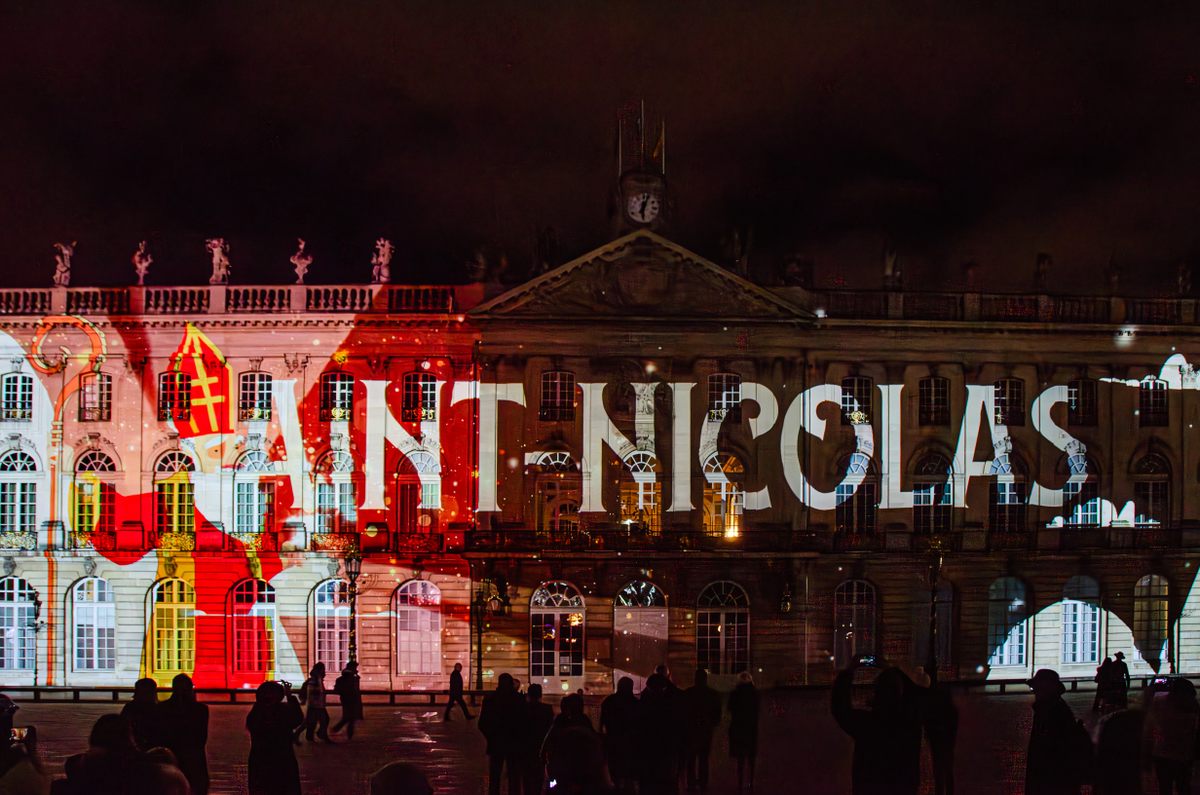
[471,578,511,690]
[28,597,46,688]
[345,548,363,666]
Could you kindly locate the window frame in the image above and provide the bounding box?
[0,373,33,422]
[157,372,192,423]
[841,376,873,425]
[72,577,116,672]
[401,372,438,422]
[78,372,112,422]
[918,376,950,427]
[706,373,742,423]
[238,371,273,422]
[993,378,1026,427]
[320,372,355,422]
[538,371,576,422]
[395,580,442,676]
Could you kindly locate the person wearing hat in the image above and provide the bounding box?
[1109,651,1131,708]
[1026,669,1091,794]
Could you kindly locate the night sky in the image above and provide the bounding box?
[4,3,1200,293]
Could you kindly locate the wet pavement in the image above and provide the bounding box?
[11,689,1192,794]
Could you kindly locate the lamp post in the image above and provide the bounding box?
[344,548,363,666]
[471,578,511,690]
[926,539,946,683]
[28,597,46,688]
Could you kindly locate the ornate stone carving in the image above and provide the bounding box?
[290,238,312,284]
[371,238,393,284]
[52,242,75,287]
[132,241,152,286]
[206,238,231,285]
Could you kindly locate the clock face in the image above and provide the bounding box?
[626,191,661,224]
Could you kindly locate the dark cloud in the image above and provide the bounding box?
[2,2,1200,292]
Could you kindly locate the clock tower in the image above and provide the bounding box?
[612,101,668,235]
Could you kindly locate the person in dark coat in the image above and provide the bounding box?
[57,713,189,794]
[639,672,682,795]
[1093,705,1144,795]
[600,677,640,795]
[332,662,364,739]
[683,668,722,793]
[728,672,760,794]
[1145,676,1200,795]
[1025,668,1088,795]
[831,656,924,795]
[445,662,473,721]
[159,673,209,795]
[246,680,304,795]
[478,673,525,795]
[294,663,331,743]
[521,683,554,795]
[1108,651,1131,708]
[119,678,163,751]
[542,693,608,795]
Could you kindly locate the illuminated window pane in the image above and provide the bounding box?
[238,371,273,421]
[987,577,1027,667]
[314,579,351,674]
[73,577,115,671]
[320,373,354,422]
[707,373,742,423]
[696,581,750,675]
[152,579,195,675]
[993,379,1025,426]
[157,372,191,422]
[539,371,575,422]
[919,377,950,426]
[1139,378,1169,427]
[401,372,437,422]
[396,580,441,675]
[1,374,33,422]
[1067,379,1097,427]
[833,580,876,668]
[0,577,36,671]
[78,372,112,422]
[841,376,873,425]
[231,579,276,674]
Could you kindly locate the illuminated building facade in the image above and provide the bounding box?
[0,227,1197,694]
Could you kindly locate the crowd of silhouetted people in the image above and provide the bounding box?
[472,665,759,795]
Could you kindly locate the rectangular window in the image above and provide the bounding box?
[988,608,1026,667]
[919,377,949,426]
[78,373,112,422]
[401,373,438,422]
[619,480,661,534]
[1064,481,1100,526]
[913,481,952,535]
[1,375,33,422]
[841,376,873,425]
[155,480,195,534]
[396,606,441,674]
[320,373,354,422]
[0,604,34,670]
[835,481,877,534]
[1061,601,1099,664]
[234,481,275,534]
[529,612,584,678]
[238,372,273,421]
[1140,379,1169,427]
[157,373,191,422]
[1067,379,1097,427]
[539,371,575,422]
[0,482,36,533]
[1134,481,1168,526]
[316,482,357,533]
[989,481,1026,532]
[73,480,114,534]
[232,612,275,673]
[74,602,116,671]
[994,379,1025,426]
[707,373,742,423]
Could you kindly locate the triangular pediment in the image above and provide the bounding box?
[471,230,811,321]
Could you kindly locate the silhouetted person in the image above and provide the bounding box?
[159,673,209,795]
[57,714,140,794]
[119,678,162,751]
[295,663,331,743]
[656,665,686,785]
[139,747,192,795]
[728,672,760,794]
[521,683,554,795]
[639,671,682,795]
[1109,651,1131,708]
[1093,657,1113,711]
[923,671,958,795]
[246,680,304,795]
[683,668,722,793]
[1025,668,1089,795]
[542,692,607,794]
[1094,704,1144,795]
[444,662,473,721]
[832,656,925,795]
[478,673,525,795]
[369,761,435,795]
[332,662,363,739]
[1145,677,1199,794]
[600,677,640,794]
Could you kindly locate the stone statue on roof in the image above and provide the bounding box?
[290,238,312,284]
[371,238,393,284]
[132,240,152,286]
[206,238,231,284]
[52,241,75,287]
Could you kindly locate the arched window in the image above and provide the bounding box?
[919,376,950,426]
[314,579,351,674]
[987,577,1028,668]
[988,450,1026,533]
[702,453,744,539]
[696,581,749,675]
[534,452,580,543]
[619,451,661,535]
[614,580,668,691]
[78,372,112,422]
[1134,574,1169,670]
[154,451,195,540]
[0,577,36,671]
[151,579,195,676]
[0,451,37,543]
[401,372,437,422]
[395,450,441,535]
[1061,576,1100,664]
[315,451,357,534]
[234,451,277,536]
[913,453,952,535]
[1063,453,1100,527]
[320,372,355,422]
[395,580,442,675]
[1139,376,1169,427]
[72,452,116,546]
[230,579,276,675]
[836,452,877,535]
[72,577,115,671]
[238,371,273,421]
[841,376,873,425]
[1133,454,1170,527]
[707,373,742,423]
[994,378,1025,426]
[833,580,876,668]
[157,372,191,422]
[530,581,585,680]
[0,373,33,421]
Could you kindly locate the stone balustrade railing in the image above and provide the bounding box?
[0,284,471,317]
